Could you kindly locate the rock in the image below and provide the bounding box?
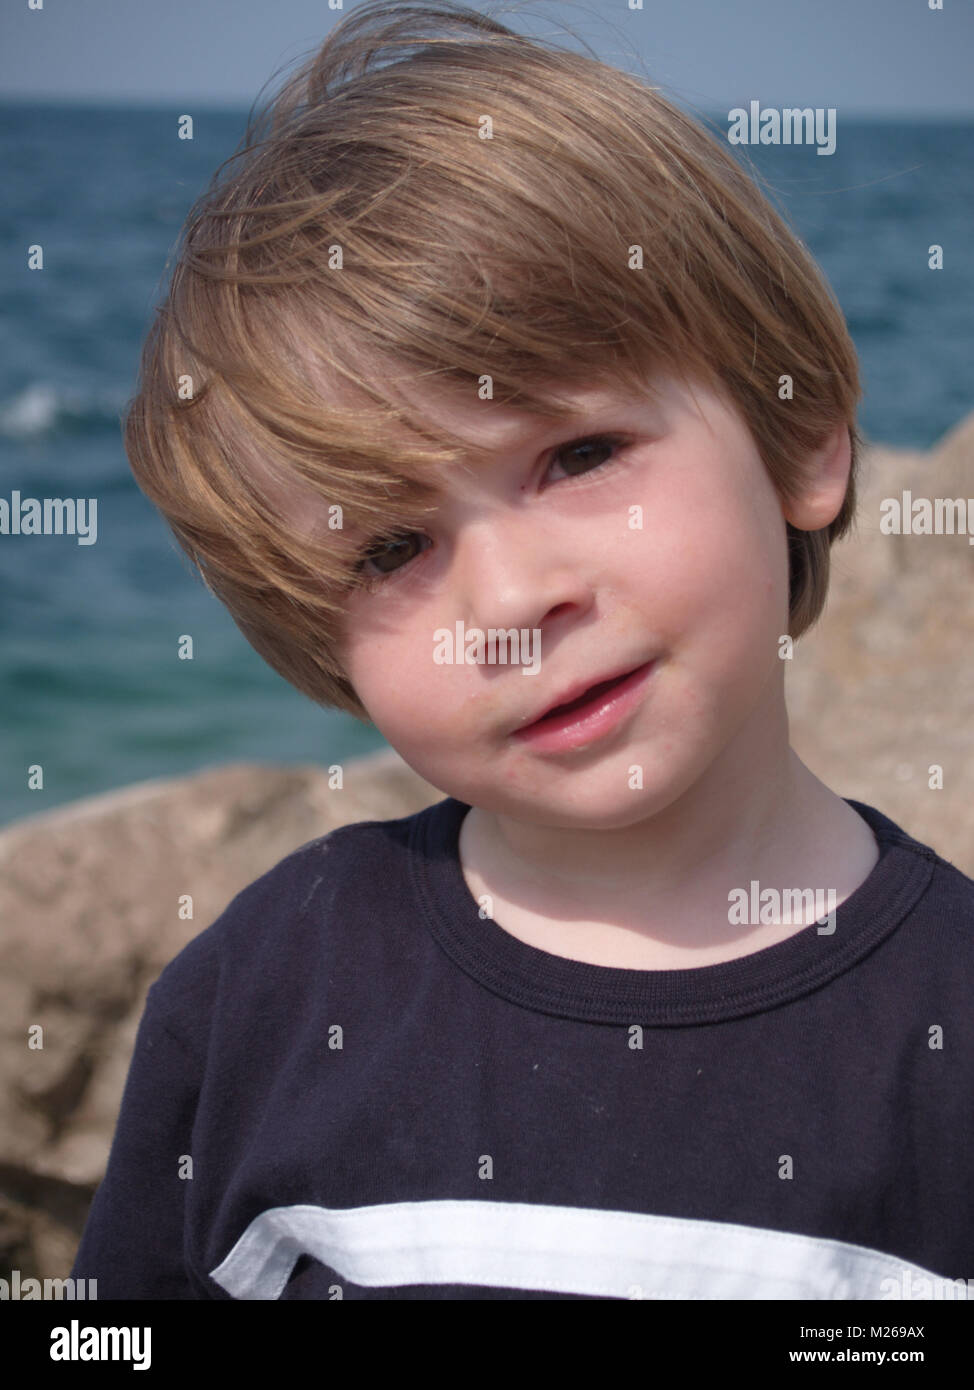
[0,749,443,1284]
[787,413,974,872]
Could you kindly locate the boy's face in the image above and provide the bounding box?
[335,373,843,829]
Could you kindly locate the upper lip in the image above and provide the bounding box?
[515,661,651,733]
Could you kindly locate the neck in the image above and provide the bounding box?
[459,688,878,967]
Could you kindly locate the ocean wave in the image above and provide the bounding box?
[0,381,128,439]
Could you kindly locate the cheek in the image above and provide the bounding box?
[643,485,786,659]
[344,628,460,745]
[339,629,404,725]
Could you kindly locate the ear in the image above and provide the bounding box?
[781,422,852,532]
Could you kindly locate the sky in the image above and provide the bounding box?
[1,0,972,118]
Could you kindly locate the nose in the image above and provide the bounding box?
[454,511,594,637]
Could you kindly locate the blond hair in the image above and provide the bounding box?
[125,0,862,722]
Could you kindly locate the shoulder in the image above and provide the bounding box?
[923,852,974,942]
[144,800,445,1040]
[850,797,974,948]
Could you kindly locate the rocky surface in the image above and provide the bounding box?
[2,411,972,1285]
[786,409,974,870]
[0,751,443,1284]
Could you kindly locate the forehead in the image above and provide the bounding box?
[325,367,686,465]
[297,332,679,440]
[408,381,645,454]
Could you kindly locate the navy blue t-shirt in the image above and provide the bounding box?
[71,796,974,1300]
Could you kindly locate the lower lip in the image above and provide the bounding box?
[511,661,656,752]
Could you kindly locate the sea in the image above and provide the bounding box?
[1,103,972,828]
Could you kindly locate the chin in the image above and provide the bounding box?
[487,783,672,832]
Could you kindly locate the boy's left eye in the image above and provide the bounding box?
[352,432,631,585]
[547,433,630,481]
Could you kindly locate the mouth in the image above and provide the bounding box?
[516,661,653,733]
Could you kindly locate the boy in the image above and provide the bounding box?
[71,0,974,1299]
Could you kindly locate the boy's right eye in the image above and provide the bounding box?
[355,532,429,580]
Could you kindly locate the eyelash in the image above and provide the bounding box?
[352,432,632,588]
